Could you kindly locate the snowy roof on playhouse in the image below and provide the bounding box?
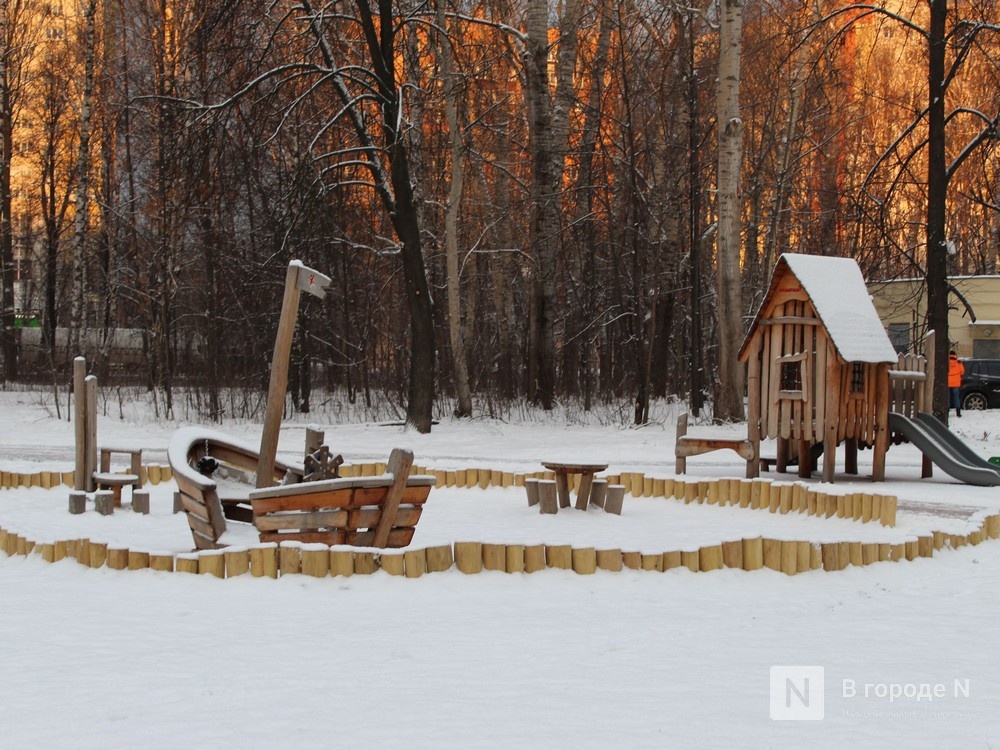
[741,252,898,364]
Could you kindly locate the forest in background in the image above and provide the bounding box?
[2,0,999,428]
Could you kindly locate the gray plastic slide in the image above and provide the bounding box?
[889,412,1000,486]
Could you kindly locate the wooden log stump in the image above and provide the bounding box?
[173,491,183,514]
[132,491,150,514]
[985,515,1000,540]
[250,543,279,578]
[538,480,558,515]
[596,548,623,572]
[53,540,67,562]
[482,543,506,572]
[505,545,525,574]
[199,550,226,578]
[68,491,87,515]
[175,554,199,574]
[40,543,55,563]
[707,481,720,505]
[425,545,454,573]
[107,547,129,570]
[524,544,546,573]
[127,550,150,571]
[604,485,626,515]
[573,547,598,575]
[455,542,484,574]
[524,478,540,507]
[330,550,355,577]
[223,548,249,577]
[301,544,330,578]
[95,490,115,516]
[590,480,608,509]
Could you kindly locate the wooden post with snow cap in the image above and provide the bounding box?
[257,261,331,488]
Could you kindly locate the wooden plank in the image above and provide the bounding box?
[250,488,355,514]
[258,530,347,545]
[372,449,414,548]
[254,509,350,532]
[348,506,422,529]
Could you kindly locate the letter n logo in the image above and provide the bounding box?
[770,666,825,720]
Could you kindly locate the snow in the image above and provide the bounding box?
[2,391,1000,748]
[779,253,900,363]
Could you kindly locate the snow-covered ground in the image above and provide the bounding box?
[1,389,999,748]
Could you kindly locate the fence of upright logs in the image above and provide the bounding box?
[1,461,998,579]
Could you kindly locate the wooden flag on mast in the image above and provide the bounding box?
[293,261,331,300]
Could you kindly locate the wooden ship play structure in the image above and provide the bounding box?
[677,253,1000,486]
[163,261,436,549]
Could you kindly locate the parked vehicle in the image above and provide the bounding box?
[960,359,1000,410]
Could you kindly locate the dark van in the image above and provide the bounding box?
[960,359,1000,410]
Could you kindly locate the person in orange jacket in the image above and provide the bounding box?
[948,350,965,417]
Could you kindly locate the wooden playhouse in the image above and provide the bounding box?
[738,254,900,482]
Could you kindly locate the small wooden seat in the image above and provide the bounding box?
[94,446,143,506]
[674,413,757,478]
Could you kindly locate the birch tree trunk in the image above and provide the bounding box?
[524,0,581,409]
[714,0,745,422]
[435,0,472,418]
[71,0,98,353]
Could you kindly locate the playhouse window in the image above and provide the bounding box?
[775,353,807,399]
[850,363,865,393]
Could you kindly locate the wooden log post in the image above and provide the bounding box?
[523,544,546,573]
[199,550,226,578]
[279,543,302,575]
[680,549,699,573]
[779,541,797,575]
[572,547,597,575]
[721,540,743,569]
[662,550,682,570]
[545,544,573,570]
[742,537,763,571]
[250,543,279,578]
[257,262,330,488]
[175,554,200,574]
[107,547,129,570]
[505,545,525,574]
[380,553,405,576]
[454,542,483,574]
[330,550,356,577]
[89,541,108,569]
[425,545,454,573]
[149,553,174,572]
[482,543,506,572]
[596,548,623,572]
[699,544,723,572]
[590,480,608,509]
[301,544,330,578]
[762,538,781,571]
[354,552,379,574]
[404,549,428,578]
[622,551,642,570]
[641,553,664,572]
[127,547,150,572]
[224,548,250,577]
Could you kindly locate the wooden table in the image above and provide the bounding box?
[541,461,608,510]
